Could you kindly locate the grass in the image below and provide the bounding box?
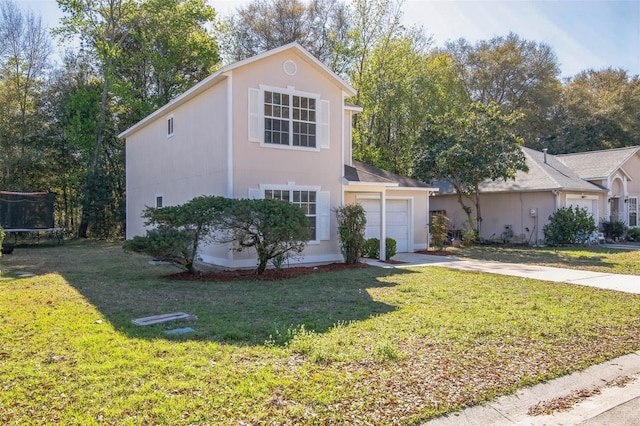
[444,244,640,275]
[1,240,640,425]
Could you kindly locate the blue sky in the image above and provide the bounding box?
[16,0,640,78]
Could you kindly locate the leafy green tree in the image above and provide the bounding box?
[430,213,450,251]
[445,33,562,149]
[543,206,596,245]
[116,0,220,126]
[220,198,310,274]
[123,195,231,274]
[335,203,367,264]
[551,68,640,154]
[414,102,528,235]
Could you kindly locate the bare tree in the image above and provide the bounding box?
[220,0,351,74]
[0,0,52,189]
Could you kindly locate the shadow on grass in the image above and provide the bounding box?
[3,240,413,346]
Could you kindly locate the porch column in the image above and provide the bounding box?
[379,191,386,261]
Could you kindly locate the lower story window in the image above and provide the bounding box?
[629,197,638,227]
[264,189,317,240]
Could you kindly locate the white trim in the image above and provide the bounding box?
[200,252,343,269]
[357,195,415,254]
[628,196,638,227]
[118,43,356,139]
[259,183,324,243]
[226,72,234,198]
[258,84,323,151]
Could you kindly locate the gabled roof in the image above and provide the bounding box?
[345,161,436,189]
[118,42,357,139]
[555,146,640,180]
[433,147,606,195]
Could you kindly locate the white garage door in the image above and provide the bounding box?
[567,198,597,221]
[360,199,410,253]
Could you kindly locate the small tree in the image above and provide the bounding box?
[335,204,367,264]
[543,206,596,245]
[430,213,450,251]
[221,199,310,274]
[123,195,230,274]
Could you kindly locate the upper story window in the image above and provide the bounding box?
[167,116,174,137]
[155,195,163,208]
[249,86,329,150]
[264,91,316,148]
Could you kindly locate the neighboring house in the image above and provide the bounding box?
[555,146,640,228]
[120,43,437,267]
[430,147,608,244]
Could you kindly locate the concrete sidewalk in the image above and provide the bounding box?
[367,252,640,294]
[364,253,640,425]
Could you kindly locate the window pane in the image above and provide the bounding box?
[307,217,316,240]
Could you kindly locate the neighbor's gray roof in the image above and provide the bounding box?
[345,161,433,188]
[555,146,640,180]
[432,147,606,195]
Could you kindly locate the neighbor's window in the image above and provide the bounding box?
[264,189,317,239]
[629,197,638,227]
[167,116,174,137]
[264,91,316,148]
[155,195,163,208]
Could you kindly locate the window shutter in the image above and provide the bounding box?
[318,99,330,149]
[248,188,260,199]
[318,191,330,240]
[248,88,260,142]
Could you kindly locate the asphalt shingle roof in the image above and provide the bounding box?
[344,161,433,188]
[555,146,640,180]
[432,147,606,195]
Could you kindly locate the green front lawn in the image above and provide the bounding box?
[446,244,640,275]
[1,240,639,425]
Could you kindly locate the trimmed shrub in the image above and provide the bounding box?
[601,221,627,241]
[385,237,397,259]
[543,206,596,245]
[626,228,640,242]
[335,204,367,264]
[363,238,380,259]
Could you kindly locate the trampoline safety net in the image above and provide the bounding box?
[0,191,56,230]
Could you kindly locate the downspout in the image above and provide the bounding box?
[553,189,560,210]
[341,95,346,206]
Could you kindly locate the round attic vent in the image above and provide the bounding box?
[283,60,297,76]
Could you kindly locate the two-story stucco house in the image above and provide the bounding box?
[120,43,437,267]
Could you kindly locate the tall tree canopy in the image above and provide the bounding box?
[0,0,52,190]
[414,102,528,235]
[52,0,220,237]
[445,33,562,149]
[220,0,351,73]
[551,68,640,154]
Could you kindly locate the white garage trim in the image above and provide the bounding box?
[358,196,414,254]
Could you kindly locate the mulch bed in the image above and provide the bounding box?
[167,262,372,282]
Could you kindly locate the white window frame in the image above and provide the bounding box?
[249,85,328,151]
[261,184,320,243]
[167,115,174,138]
[629,196,638,227]
[155,194,163,208]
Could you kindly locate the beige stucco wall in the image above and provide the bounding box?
[431,192,556,244]
[125,82,229,239]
